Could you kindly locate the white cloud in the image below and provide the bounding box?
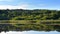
[0,4,29,9]
[0,3,58,10]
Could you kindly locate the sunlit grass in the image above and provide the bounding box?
[0,20,60,25]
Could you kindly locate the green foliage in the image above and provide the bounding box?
[0,9,60,20]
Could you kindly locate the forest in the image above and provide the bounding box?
[0,9,60,32]
[0,9,60,20]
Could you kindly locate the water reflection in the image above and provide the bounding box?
[0,24,60,32]
[0,31,60,34]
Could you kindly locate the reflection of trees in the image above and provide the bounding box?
[54,25,60,32]
[0,24,60,32]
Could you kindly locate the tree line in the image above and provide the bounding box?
[0,9,60,20]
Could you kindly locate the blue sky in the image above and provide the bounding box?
[0,0,60,10]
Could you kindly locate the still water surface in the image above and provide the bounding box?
[0,31,60,34]
[0,24,60,34]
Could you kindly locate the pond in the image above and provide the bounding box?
[0,24,60,34]
[0,31,60,34]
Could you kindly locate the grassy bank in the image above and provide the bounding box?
[0,20,60,25]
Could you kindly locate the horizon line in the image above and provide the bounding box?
[0,8,60,10]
